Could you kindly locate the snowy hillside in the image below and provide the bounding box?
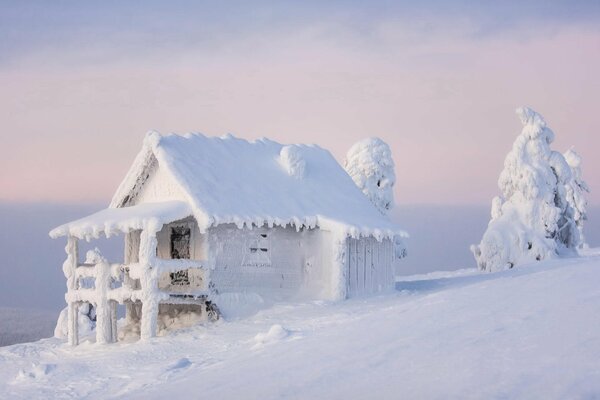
[1,252,600,399]
[0,308,56,347]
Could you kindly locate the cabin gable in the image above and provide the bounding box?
[117,154,188,207]
[133,160,188,206]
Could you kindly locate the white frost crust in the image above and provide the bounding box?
[472,107,580,272]
[106,131,406,241]
[49,201,192,240]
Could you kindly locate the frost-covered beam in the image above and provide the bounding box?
[110,301,118,343]
[153,259,207,277]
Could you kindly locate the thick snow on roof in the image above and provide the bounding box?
[111,132,406,239]
[50,201,192,240]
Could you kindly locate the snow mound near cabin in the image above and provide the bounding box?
[1,252,600,399]
[252,324,290,349]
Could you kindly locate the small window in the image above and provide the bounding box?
[242,232,271,267]
[169,269,189,286]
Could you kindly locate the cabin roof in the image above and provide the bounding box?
[55,132,407,240]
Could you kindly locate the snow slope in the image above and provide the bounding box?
[1,252,600,399]
[0,308,55,347]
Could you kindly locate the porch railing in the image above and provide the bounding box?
[66,253,210,345]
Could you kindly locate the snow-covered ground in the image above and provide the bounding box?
[1,252,600,399]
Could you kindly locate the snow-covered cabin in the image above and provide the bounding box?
[50,132,407,345]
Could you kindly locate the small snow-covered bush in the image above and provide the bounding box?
[563,148,589,248]
[54,303,96,339]
[472,107,581,272]
[344,138,396,214]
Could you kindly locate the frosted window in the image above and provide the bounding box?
[242,233,271,267]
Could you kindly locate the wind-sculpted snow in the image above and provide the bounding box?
[1,252,600,399]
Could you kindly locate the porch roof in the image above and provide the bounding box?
[49,201,192,240]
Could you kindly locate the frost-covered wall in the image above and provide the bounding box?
[207,224,333,300]
[206,223,393,301]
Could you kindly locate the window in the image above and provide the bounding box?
[170,225,191,285]
[170,226,191,259]
[242,232,271,267]
[169,270,189,286]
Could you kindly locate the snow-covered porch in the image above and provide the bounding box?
[50,201,212,346]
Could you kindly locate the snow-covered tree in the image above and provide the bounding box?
[471,107,579,272]
[344,138,396,214]
[563,148,589,248]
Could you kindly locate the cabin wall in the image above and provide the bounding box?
[345,236,395,297]
[124,218,394,301]
[207,224,332,300]
[301,229,333,298]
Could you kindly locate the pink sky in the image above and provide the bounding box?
[0,10,598,206]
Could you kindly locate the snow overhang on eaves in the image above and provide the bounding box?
[49,201,193,241]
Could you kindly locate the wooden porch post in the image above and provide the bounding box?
[124,231,140,326]
[65,235,79,346]
[95,259,113,344]
[139,229,159,340]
